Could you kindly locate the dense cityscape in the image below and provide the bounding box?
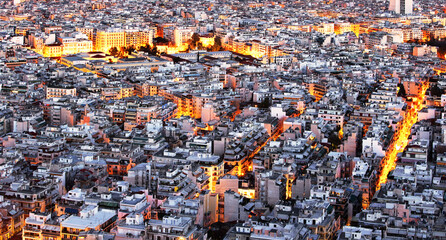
[0,0,446,239]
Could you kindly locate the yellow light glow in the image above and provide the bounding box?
[199,37,214,48]
[285,175,293,199]
[376,81,429,192]
[339,126,344,140]
[230,109,241,121]
[238,189,256,199]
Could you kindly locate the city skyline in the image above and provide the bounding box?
[0,0,445,240]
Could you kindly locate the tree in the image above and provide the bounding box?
[119,47,127,58]
[154,37,169,44]
[109,47,119,57]
[151,46,159,56]
[138,44,159,56]
[197,42,203,50]
[139,44,151,52]
[208,36,224,52]
[212,36,223,51]
[190,33,200,49]
[126,45,136,55]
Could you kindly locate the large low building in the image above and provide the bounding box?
[146,215,205,240]
[60,205,117,239]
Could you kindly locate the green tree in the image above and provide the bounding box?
[212,36,223,51]
[126,45,136,55]
[109,47,119,57]
[138,44,159,56]
[190,33,200,49]
[139,44,151,52]
[197,42,203,50]
[118,47,127,58]
[154,37,169,44]
[151,46,159,56]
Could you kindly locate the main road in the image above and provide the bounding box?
[376,81,430,191]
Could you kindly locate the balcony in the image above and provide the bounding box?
[115,233,144,239]
[23,232,40,238]
[24,227,41,233]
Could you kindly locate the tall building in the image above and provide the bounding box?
[146,215,205,240]
[389,0,413,15]
[45,85,77,99]
[95,29,126,53]
[174,27,196,47]
[58,33,93,55]
[94,28,154,53]
[60,205,116,240]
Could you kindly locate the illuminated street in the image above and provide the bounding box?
[376,81,430,191]
[1,0,446,239]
